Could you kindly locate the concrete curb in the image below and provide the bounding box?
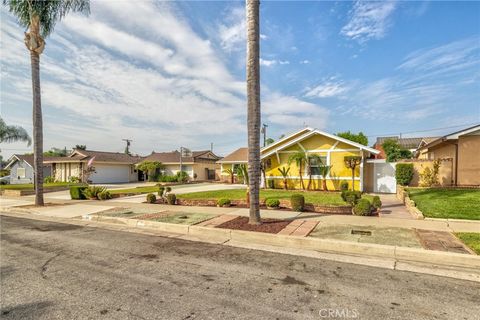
[2,210,479,282]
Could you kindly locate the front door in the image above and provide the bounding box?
[373,162,396,193]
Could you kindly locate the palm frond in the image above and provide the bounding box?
[0,117,31,146]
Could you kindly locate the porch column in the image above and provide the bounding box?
[360,152,365,192]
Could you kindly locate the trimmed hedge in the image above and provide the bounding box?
[217,198,231,207]
[372,196,382,209]
[340,181,349,191]
[70,186,87,200]
[266,198,280,208]
[353,199,372,216]
[341,190,362,205]
[166,193,176,205]
[395,163,414,186]
[146,193,156,203]
[158,186,165,197]
[290,194,305,212]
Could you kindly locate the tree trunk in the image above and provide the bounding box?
[307,166,312,190]
[284,178,288,190]
[246,0,261,225]
[231,173,234,184]
[351,168,355,191]
[31,51,44,206]
[299,163,305,190]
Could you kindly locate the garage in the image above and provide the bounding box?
[90,164,131,184]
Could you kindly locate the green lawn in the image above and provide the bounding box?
[456,233,480,254]
[0,182,83,190]
[177,189,369,206]
[407,188,480,220]
[109,186,159,195]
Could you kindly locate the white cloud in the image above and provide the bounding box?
[260,58,290,67]
[260,34,268,40]
[341,1,397,43]
[300,60,310,64]
[218,6,246,52]
[305,79,348,98]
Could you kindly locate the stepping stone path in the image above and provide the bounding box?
[196,215,239,227]
[415,229,473,254]
[278,220,318,237]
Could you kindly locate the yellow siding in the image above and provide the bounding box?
[262,134,363,191]
[260,129,310,154]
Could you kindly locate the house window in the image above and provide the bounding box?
[309,156,327,175]
[16,167,26,179]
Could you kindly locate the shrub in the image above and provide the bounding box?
[217,198,231,207]
[267,179,275,189]
[97,190,112,200]
[395,163,414,186]
[340,180,349,191]
[176,171,189,183]
[146,193,156,203]
[342,190,362,205]
[165,187,172,193]
[166,193,176,205]
[266,198,280,208]
[290,194,305,212]
[83,186,107,200]
[419,160,441,187]
[159,175,177,183]
[353,199,372,216]
[372,196,382,209]
[68,176,81,183]
[158,186,165,197]
[70,186,87,200]
[44,176,55,183]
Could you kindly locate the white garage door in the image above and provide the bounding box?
[373,162,397,193]
[90,164,130,184]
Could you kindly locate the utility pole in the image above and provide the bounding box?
[210,142,213,152]
[261,123,268,147]
[122,139,132,155]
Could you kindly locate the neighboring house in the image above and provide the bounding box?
[142,150,220,181]
[373,136,439,159]
[416,124,480,186]
[4,154,52,184]
[44,149,142,184]
[219,128,380,191]
[217,147,248,183]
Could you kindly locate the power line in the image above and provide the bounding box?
[366,122,479,138]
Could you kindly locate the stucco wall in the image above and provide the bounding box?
[457,135,480,185]
[9,160,33,184]
[399,159,453,187]
[53,162,83,182]
[193,162,219,180]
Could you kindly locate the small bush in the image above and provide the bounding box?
[158,186,165,197]
[342,190,362,205]
[146,193,156,203]
[217,198,231,207]
[159,175,178,183]
[176,171,189,183]
[97,190,112,200]
[395,163,414,186]
[44,176,55,183]
[166,186,172,193]
[266,198,280,208]
[166,193,176,205]
[267,179,275,189]
[83,186,107,200]
[70,186,87,200]
[340,180,349,191]
[353,199,372,216]
[290,194,305,212]
[419,160,441,187]
[372,196,382,209]
[68,176,81,183]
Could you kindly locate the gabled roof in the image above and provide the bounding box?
[261,127,379,159]
[43,149,142,164]
[418,124,480,150]
[217,148,248,163]
[142,150,220,164]
[375,136,439,150]
[5,154,54,169]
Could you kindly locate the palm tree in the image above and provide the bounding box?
[222,168,235,184]
[306,154,322,190]
[0,117,31,145]
[4,0,90,205]
[237,164,250,206]
[318,165,332,191]
[344,156,362,191]
[246,0,261,225]
[288,151,308,190]
[278,166,290,190]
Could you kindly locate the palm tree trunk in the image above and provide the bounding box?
[299,163,305,190]
[246,0,261,225]
[284,178,287,190]
[31,51,44,206]
[351,168,355,191]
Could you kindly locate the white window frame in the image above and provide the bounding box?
[16,167,26,178]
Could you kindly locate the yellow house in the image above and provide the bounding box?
[218,127,380,191]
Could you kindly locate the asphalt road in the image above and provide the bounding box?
[1,215,479,320]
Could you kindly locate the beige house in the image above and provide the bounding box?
[216,147,248,183]
[44,149,141,184]
[142,150,220,181]
[416,124,480,185]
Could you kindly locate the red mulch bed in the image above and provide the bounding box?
[216,216,291,234]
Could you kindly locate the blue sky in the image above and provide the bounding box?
[1,1,479,158]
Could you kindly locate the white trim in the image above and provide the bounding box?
[260,127,312,152]
[217,160,248,164]
[360,152,364,192]
[4,155,33,169]
[366,159,387,163]
[445,125,480,139]
[277,149,361,154]
[275,151,280,163]
[330,141,339,150]
[297,142,306,152]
